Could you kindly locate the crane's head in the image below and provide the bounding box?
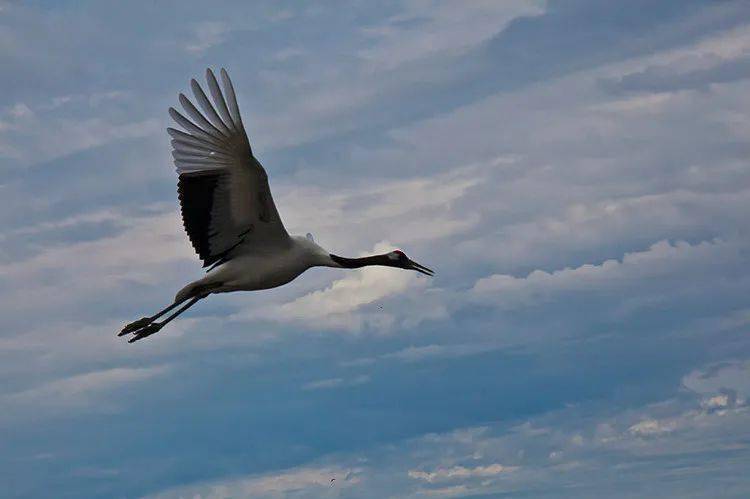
[386,249,434,276]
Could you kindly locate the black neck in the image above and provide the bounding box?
[329,253,392,269]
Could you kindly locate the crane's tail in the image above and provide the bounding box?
[175,282,197,303]
[174,280,222,303]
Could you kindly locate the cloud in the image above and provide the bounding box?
[0,98,160,166]
[359,0,544,71]
[682,360,750,400]
[0,208,194,317]
[303,374,370,391]
[277,166,481,253]
[146,358,750,498]
[342,343,501,367]
[597,23,750,95]
[601,55,750,94]
[2,366,168,421]
[700,393,734,411]
[241,241,440,333]
[185,21,230,55]
[149,465,362,499]
[383,343,491,362]
[628,419,677,437]
[472,238,741,310]
[408,463,517,483]
[374,362,750,496]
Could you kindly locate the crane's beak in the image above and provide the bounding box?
[407,259,434,276]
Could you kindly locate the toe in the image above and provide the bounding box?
[119,317,152,336]
[127,323,162,343]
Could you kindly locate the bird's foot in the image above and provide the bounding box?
[119,317,153,336]
[127,323,163,343]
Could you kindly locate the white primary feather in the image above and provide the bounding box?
[169,68,289,268]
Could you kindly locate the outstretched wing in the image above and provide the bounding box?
[169,68,288,268]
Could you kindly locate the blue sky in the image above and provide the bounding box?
[2,0,750,497]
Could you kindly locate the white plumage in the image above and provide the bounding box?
[120,68,432,343]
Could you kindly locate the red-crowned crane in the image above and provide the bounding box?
[119,68,433,343]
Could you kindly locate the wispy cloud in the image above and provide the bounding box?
[359,0,544,70]
[185,21,231,55]
[0,98,160,165]
[302,374,370,391]
[408,463,518,483]
[3,366,168,421]
[149,465,362,499]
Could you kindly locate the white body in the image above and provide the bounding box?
[176,236,337,301]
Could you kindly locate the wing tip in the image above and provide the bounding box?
[168,106,188,125]
[178,94,192,110]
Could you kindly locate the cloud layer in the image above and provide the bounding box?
[2,1,750,498]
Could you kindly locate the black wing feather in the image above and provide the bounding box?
[177,171,224,267]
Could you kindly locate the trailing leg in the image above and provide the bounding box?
[118,299,185,336]
[119,280,222,342]
[127,295,205,343]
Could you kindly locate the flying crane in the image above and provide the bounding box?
[119,68,433,342]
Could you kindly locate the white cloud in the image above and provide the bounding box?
[148,464,362,499]
[0,208,122,241]
[472,238,739,309]
[383,344,489,362]
[628,419,676,437]
[185,21,230,55]
[395,365,750,495]
[234,1,544,151]
[701,394,732,411]
[419,484,470,497]
[0,98,160,165]
[362,21,750,276]
[471,189,750,273]
[592,91,679,113]
[0,208,195,315]
[601,22,750,80]
[2,366,168,421]
[342,343,501,367]
[360,0,544,70]
[241,241,439,333]
[303,374,370,391]
[140,363,748,498]
[715,308,750,331]
[682,360,750,400]
[39,90,128,111]
[9,102,32,118]
[408,463,517,483]
[278,166,481,253]
[154,363,750,498]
